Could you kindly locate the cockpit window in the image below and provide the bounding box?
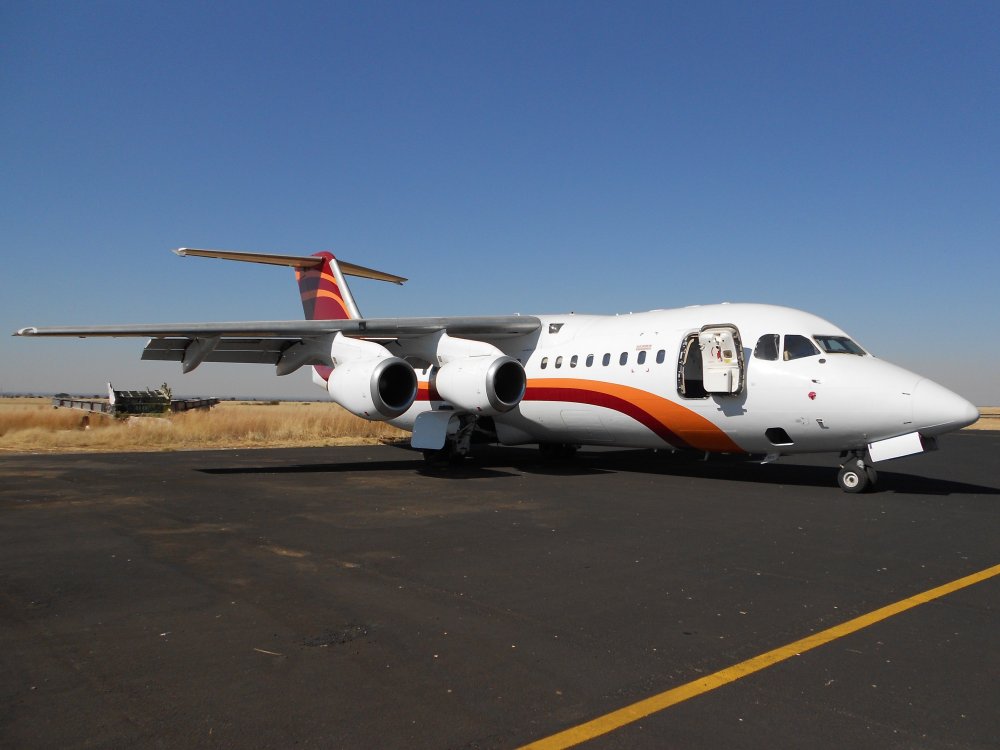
[753,334,779,361]
[814,335,866,355]
[783,334,819,360]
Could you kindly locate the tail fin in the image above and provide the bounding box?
[174,248,407,322]
[295,251,356,320]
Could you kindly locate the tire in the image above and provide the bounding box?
[865,466,878,486]
[422,447,448,464]
[838,465,869,493]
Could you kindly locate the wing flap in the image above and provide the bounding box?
[142,337,319,367]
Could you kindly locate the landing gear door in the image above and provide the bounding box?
[698,325,744,395]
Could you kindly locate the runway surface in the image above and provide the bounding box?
[2,432,998,749]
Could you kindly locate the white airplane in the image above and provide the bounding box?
[16,248,979,492]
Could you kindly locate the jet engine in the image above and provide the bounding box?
[327,356,417,420]
[434,355,526,414]
[325,332,418,420]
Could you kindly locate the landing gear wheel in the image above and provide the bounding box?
[422,444,468,466]
[865,465,878,486]
[837,453,878,493]
[837,465,868,493]
[422,448,448,465]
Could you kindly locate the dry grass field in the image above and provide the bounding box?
[0,398,408,453]
[965,407,1000,430]
[0,398,996,454]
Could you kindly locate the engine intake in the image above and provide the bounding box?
[434,355,526,414]
[327,356,417,420]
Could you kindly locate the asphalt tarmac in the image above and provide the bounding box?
[2,432,998,749]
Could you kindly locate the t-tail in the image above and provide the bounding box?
[294,251,357,321]
[174,247,406,382]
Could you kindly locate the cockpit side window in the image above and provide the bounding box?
[753,334,779,361]
[783,334,819,361]
[814,335,866,355]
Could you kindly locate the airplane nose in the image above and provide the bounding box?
[911,378,979,435]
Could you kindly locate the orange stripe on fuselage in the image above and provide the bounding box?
[524,378,743,452]
[415,375,743,452]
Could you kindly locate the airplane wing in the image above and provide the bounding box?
[15,316,540,339]
[14,316,542,373]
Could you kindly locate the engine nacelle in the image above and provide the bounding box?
[327,357,417,420]
[434,355,526,415]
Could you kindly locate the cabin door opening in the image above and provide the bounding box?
[677,324,744,397]
[677,336,707,398]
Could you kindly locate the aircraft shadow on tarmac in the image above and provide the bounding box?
[201,458,524,480]
[520,449,1000,495]
[199,447,999,495]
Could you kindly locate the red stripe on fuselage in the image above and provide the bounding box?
[523,379,743,452]
[416,382,441,401]
[412,375,743,453]
[524,385,693,449]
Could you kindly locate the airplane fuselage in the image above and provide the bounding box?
[389,303,977,459]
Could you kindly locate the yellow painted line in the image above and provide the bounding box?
[519,562,1000,750]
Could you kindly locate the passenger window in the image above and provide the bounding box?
[783,334,819,361]
[754,334,779,361]
[619,352,628,366]
[586,354,594,367]
[540,357,548,369]
[602,353,611,366]
[656,349,665,364]
[570,355,578,368]
[637,351,646,365]
[555,356,563,368]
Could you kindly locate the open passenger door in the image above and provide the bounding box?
[678,324,745,397]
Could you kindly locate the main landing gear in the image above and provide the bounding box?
[421,415,478,465]
[837,453,878,493]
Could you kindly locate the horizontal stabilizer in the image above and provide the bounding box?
[175,248,407,284]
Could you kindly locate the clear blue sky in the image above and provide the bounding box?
[2,1,998,403]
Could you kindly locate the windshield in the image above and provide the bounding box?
[783,334,819,360]
[814,335,866,356]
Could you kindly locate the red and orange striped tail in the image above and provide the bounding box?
[295,252,352,321]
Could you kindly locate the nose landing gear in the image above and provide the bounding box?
[838,453,878,493]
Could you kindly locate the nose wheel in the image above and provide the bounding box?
[837,455,877,493]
